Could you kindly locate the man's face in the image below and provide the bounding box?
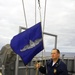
[51,50,60,60]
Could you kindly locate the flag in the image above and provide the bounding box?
[10,22,44,65]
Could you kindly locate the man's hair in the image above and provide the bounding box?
[52,48,60,54]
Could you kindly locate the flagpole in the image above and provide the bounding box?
[43,0,47,32]
[25,66,28,75]
[38,0,44,67]
[35,0,37,24]
[2,65,5,75]
[15,1,28,75]
[15,26,22,75]
[38,0,48,74]
[15,55,19,75]
[22,0,27,28]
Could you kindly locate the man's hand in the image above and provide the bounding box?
[35,62,41,69]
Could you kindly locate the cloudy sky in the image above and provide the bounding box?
[0,0,75,52]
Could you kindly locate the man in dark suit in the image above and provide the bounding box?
[35,49,68,75]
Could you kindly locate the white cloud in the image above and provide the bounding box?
[0,0,75,52]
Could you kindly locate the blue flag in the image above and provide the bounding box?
[10,22,44,65]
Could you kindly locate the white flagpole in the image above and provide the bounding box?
[14,0,28,75]
[15,26,22,75]
[2,65,5,75]
[15,55,19,75]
